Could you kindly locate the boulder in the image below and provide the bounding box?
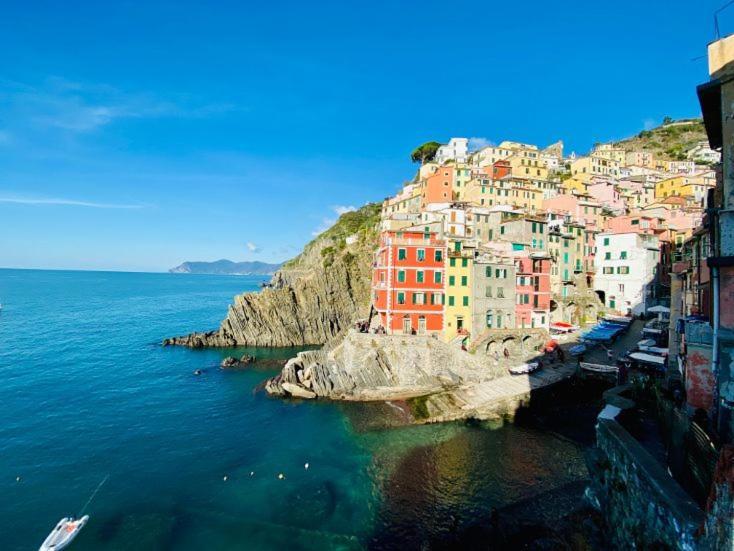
[282,382,317,399]
[220,356,239,368]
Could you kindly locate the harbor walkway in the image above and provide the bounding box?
[416,320,645,424]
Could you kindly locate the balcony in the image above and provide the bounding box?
[386,237,446,247]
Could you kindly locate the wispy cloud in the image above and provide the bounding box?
[311,205,358,236]
[312,217,335,236]
[468,137,492,151]
[1,77,239,135]
[246,241,260,252]
[332,204,356,215]
[0,195,147,209]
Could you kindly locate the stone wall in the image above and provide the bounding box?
[589,418,704,550]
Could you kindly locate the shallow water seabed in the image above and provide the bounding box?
[0,269,592,550]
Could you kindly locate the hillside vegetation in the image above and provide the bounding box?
[283,202,382,269]
[613,118,707,161]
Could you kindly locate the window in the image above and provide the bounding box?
[416,270,424,283]
[485,266,492,278]
[603,237,609,246]
[454,242,461,252]
[449,275,455,286]
[485,286,492,297]
[434,249,443,262]
[486,312,493,328]
[448,296,455,306]
[397,270,406,283]
[397,292,405,304]
[618,284,625,293]
[618,266,630,274]
[462,296,469,307]
[603,267,614,274]
[496,314,503,328]
[450,258,456,267]
[497,287,504,298]
[398,248,406,260]
[461,276,468,286]
[417,249,425,261]
[434,271,442,284]
[604,252,611,260]
[500,226,505,235]
[563,253,569,263]
[461,258,468,268]
[532,222,537,233]
[414,293,425,305]
[620,251,627,259]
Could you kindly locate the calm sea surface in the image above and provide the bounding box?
[0,269,589,550]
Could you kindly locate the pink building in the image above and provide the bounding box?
[514,253,551,329]
[542,194,602,229]
[586,177,625,214]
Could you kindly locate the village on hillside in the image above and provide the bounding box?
[370,128,717,346]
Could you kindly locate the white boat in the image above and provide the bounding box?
[39,516,88,550]
[509,362,540,375]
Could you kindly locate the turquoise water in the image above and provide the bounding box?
[0,269,589,550]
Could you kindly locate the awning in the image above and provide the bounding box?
[629,352,666,366]
[647,305,670,314]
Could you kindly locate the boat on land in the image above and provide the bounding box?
[38,516,88,551]
[550,321,579,334]
[509,362,540,375]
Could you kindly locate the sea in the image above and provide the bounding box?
[0,269,592,550]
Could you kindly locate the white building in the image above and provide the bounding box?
[594,232,660,316]
[435,138,469,164]
[687,140,721,164]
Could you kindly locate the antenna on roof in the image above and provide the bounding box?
[715,0,734,39]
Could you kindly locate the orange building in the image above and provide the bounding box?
[372,229,447,334]
[421,166,454,208]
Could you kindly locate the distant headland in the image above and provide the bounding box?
[169,259,282,276]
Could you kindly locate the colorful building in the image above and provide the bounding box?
[444,239,475,340]
[372,229,447,335]
[514,253,552,329]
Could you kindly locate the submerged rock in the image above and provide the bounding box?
[220,354,256,368]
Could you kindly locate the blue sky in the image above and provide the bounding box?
[0,0,727,271]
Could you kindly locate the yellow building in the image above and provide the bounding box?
[507,151,549,180]
[570,155,621,179]
[561,176,588,195]
[510,185,544,212]
[444,239,474,341]
[655,174,713,201]
[592,143,626,164]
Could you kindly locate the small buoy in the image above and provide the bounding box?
[15,476,21,482]
[304,463,309,470]
[223,475,228,481]
[249,471,254,477]
[278,473,285,480]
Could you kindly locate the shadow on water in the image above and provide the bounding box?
[338,374,615,550]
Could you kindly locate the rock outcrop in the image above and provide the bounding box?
[163,204,381,348]
[220,354,255,368]
[265,330,509,401]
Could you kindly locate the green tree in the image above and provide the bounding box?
[662,116,673,125]
[411,141,441,164]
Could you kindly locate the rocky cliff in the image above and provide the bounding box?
[163,203,381,348]
[264,330,509,401]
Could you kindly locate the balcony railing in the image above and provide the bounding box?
[385,237,446,247]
